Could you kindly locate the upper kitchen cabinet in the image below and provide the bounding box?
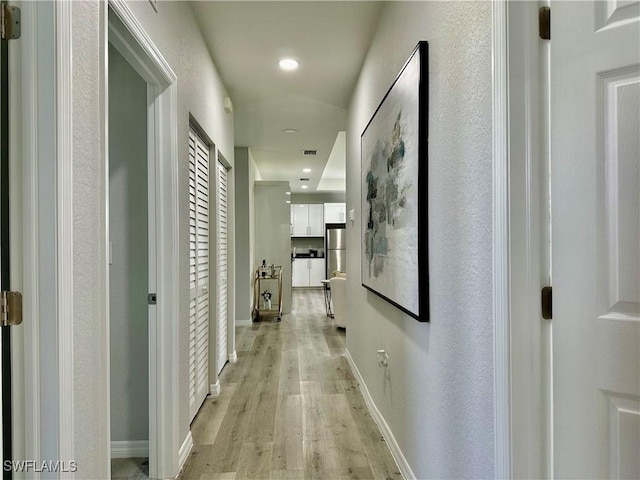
[291,204,324,237]
[324,203,346,223]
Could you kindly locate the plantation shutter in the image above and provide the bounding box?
[216,160,229,373]
[188,129,210,421]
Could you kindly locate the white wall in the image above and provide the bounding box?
[124,0,236,450]
[71,2,236,475]
[108,45,149,443]
[234,147,252,322]
[290,192,346,204]
[345,2,494,478]
[254,181,292,314]
[72,2,109,477]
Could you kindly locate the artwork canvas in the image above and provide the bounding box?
[361,42,429,321]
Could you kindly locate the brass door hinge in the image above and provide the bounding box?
[1,291,22,326]
[539,6,550,40]
[541,286,552,320]
[1,4,20,40]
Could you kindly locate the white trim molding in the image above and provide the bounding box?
[235,319,252,327]
[491,1,512,479]
[228,350,238,363]
[20,2,43,472]
[56,1,75,475]
[344,350,415,480]
[506,2,550,478]
[210,380,221,397]
[178,432,194,472]
[108,2,180,479]
[110,441,149,459]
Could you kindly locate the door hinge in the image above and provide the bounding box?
[1,291,23,326]
[539,6,550,40]
[148,293,157,305]
[541,286,552,320]
[1,4,21,40]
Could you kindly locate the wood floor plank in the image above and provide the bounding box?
[271,395,304,471]
[324,393,370,470]
[235,442,272,480]
[178,290,402,480]
[277,348,300,396]
[303,439,341,480]
[365,442,403,480]
[268,469,305,480]
[191,384,237,446]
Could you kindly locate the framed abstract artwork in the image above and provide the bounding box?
[361,41,429,322]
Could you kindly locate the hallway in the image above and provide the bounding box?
[179,290,402,480]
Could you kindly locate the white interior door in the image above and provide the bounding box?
[188,129,210,421]
[551,2,640,478]
[216,160,229,374]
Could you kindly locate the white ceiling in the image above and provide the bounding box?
[190,1,383,192]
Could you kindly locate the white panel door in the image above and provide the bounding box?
[188,130,210,421]
[551,2,640,478]
[216,160,229,374]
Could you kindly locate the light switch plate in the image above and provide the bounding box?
[348,209,355,222]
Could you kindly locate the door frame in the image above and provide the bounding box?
[493,1,551,478]
[18,1,75,475]
[106,1,181,478]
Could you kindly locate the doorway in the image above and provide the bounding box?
[107,2,181,478]
[108,43,150,477]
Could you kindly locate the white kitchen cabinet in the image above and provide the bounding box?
[308,258,325,286]
[308,204,324,236]
[291,204,324,236]
[324,203,346,223]
[293,258,325,287]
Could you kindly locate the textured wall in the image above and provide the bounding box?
[108,45,149,443]
[254,182,293,314]
[234,148,252,321]
[72,1,109,477]
[124,0,236,446]
[345,2,495,478]
[71,1,236,474]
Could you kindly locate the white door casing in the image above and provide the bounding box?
[108,2,181,477]
[551,1,640,478]
[188,129,210,422]
[216,160,229,375]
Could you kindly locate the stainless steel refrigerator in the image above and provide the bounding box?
[326,223,346,278]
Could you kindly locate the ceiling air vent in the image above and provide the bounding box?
[302,149,317,156]
[300,178,310,182]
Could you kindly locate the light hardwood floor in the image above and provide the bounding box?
[179,289,403,480]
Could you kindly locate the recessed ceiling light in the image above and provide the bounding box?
[286,191,291,195]
[301,185,308,189]
[286,200,291,204]
[303,168,311,173]
[283,129,298,134]
[278,58,299,71]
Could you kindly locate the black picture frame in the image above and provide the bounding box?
[360,41,429,322]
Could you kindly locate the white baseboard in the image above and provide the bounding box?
[236,319,253,327]
[210,380,221,396]
[110,440,149,459]
[178,431,193,471]
[228,350,238,363]
[344,349,415,480]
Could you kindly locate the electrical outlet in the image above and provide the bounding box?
[377,349,389,368]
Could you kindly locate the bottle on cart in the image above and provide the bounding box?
[261,259,267,277]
